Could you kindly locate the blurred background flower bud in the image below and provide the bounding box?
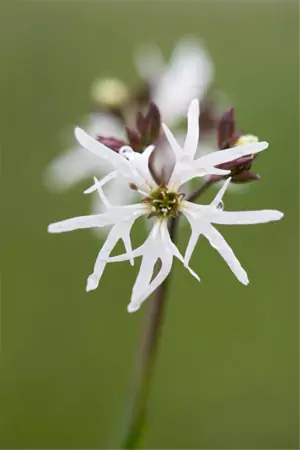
[90,77,130,111]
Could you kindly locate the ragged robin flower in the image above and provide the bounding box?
[48,99,283,312]
[44,38,215,230]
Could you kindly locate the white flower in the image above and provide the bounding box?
[44,38,214,230]
[48,99,283,313]
[134,37,213,126]
[45,112,124,190]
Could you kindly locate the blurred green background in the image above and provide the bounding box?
[0,1,298,449]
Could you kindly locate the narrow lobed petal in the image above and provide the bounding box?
[93,177,111,210]
[86,229,121,292]
[211,177,232,208]
[171,165,229,189]
[162,123,183,158]
[75,127,131,172]
[210,209,284,225]
[202,223,249,285]
[184,228,200,267]
[84,171,117,194]
[131,145,157,188]
[129,253,173,313]
[48,214,105,234]
[102,220,199,311]
[48,204,146,234]
[86,218,137,292]
[196,141,268,169]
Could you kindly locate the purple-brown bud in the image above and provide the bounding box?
[96,136,127,152]
[217,107,236,150]
[126,128,143,152]
[137,102,161,143]
[215,108,261,183]
[126,102,162,152]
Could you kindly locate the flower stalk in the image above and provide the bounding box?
[121,178,213,449]
[121,216,178,449]
[47,98,283,446]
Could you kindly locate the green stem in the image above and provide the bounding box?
[122,216,178,449]
[187,177,214,203]
[121,178,213,449]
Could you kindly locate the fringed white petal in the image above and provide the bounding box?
[48,204,146,234]
[75,128,153,192]
[162,123,183,158]
[182,183,284,286]
[127,222,174,311]
[201,224,249,285]
[74,127,130,173]
[211,209,284,225]
[101,221,199,311]
[184,227,200,267]
[88,178,140,238]
[93,177,112,209]
[196,141,268,169]
[129,145,157,189]
[183,205,249,285]
[128,252,173,313]
[211,177,232,207]
[84,171,117,195]
[171,164,229,188]
[48,214,108,234]
[168,240,200,282]
[86,219,137,292]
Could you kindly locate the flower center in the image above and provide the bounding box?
[143,186,184,219]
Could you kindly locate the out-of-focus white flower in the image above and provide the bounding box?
[134,37,213,126]
[45,112,124,190]
[48,99,283,312]
[45,38,214,230]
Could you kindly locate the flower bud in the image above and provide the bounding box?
[126,127,143,152]
[91,78,129,110]
[96,136,127,152]
[126,102,161,151]
[144,102,161,143]
[217,107,235,149]
[216,108,261,183]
